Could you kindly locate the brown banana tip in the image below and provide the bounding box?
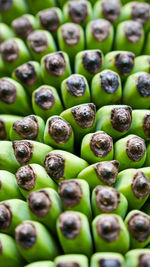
[90,131,113,157]
[138,253,150,267]
[0,78,17,104]
[15,222,36,249]
[48,117,72,144]
[44,153,65,180]
[143,113,150,138]
[34,86,55,110]
[44,52,66,76]
[28,190,51,217]
[137,74,150,98]
[59,212,81,239]
[0,0,12,10]
[39,9,59,33]
[15,62,36,85]
[124,21,143,43]
[13,115,39,140]
[115,52,134,76]
[111,106,132,132]
[12,16,33,39]
[100,71,120,94]
[94,161,119,185]
[96,214,120,242]
[95,186,120,212]
[126,136,146,162]
[132,3,150,25]
[62,23,80,46]
[68,1,88,24]
[132,171,150,199]
[59,180,82,207]
[99,258,121,267]
[66,75,86,97]
[82,50,103,74]
[28,31,48,53]
[1,39,19,62]
[13,140,33,164]
[71,103,96,129]
[102,0,121,23]
[91,19,111,42]
[128,212,150,242]
[0,119,6,139]
[0,203,12,230]
[16,165,36,191]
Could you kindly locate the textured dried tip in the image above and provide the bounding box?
[111,106,132,133]
[94,160,119,186]
[35,86,55,110]
[15,62,37,85]
[62,23,80,46]
[126,136,146,162]
[132,171,150,199]
[28,190,51,218]
[16,165,36,191]
[0,78,17,104]
[71,103,96,129]
[0,119,6,139]
[68,1,88,24]
[44,153,65,180]
[100,71,119,94]
[0,0,12,11]
[91,19,111,42]
[59,211,81,239]
[39,8,60,33]
[143,113,150,138]
[13,115,39,140]
[66,75,86,97]
[57,262,80,267]
[28,31,48,53]
[1,39,19,62]
[137,74,150,98]
[99,258,121,267]
[95,186,120,212]
[115,52,134,76]
[90,131,113,157]
[124,20,143,43]
[12,16,33,39]
[0,203,12,230]
[96,215,120,242]
[128,212,150,242]
[82,50,103,74]
[59,180,82,207]
[139,253,150,267]
[15,222,36,249]
[102,0,121,23]
[48,116,72,144]
[132,3,150,25]
[44,52,66,76]
[13,140,33,165]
